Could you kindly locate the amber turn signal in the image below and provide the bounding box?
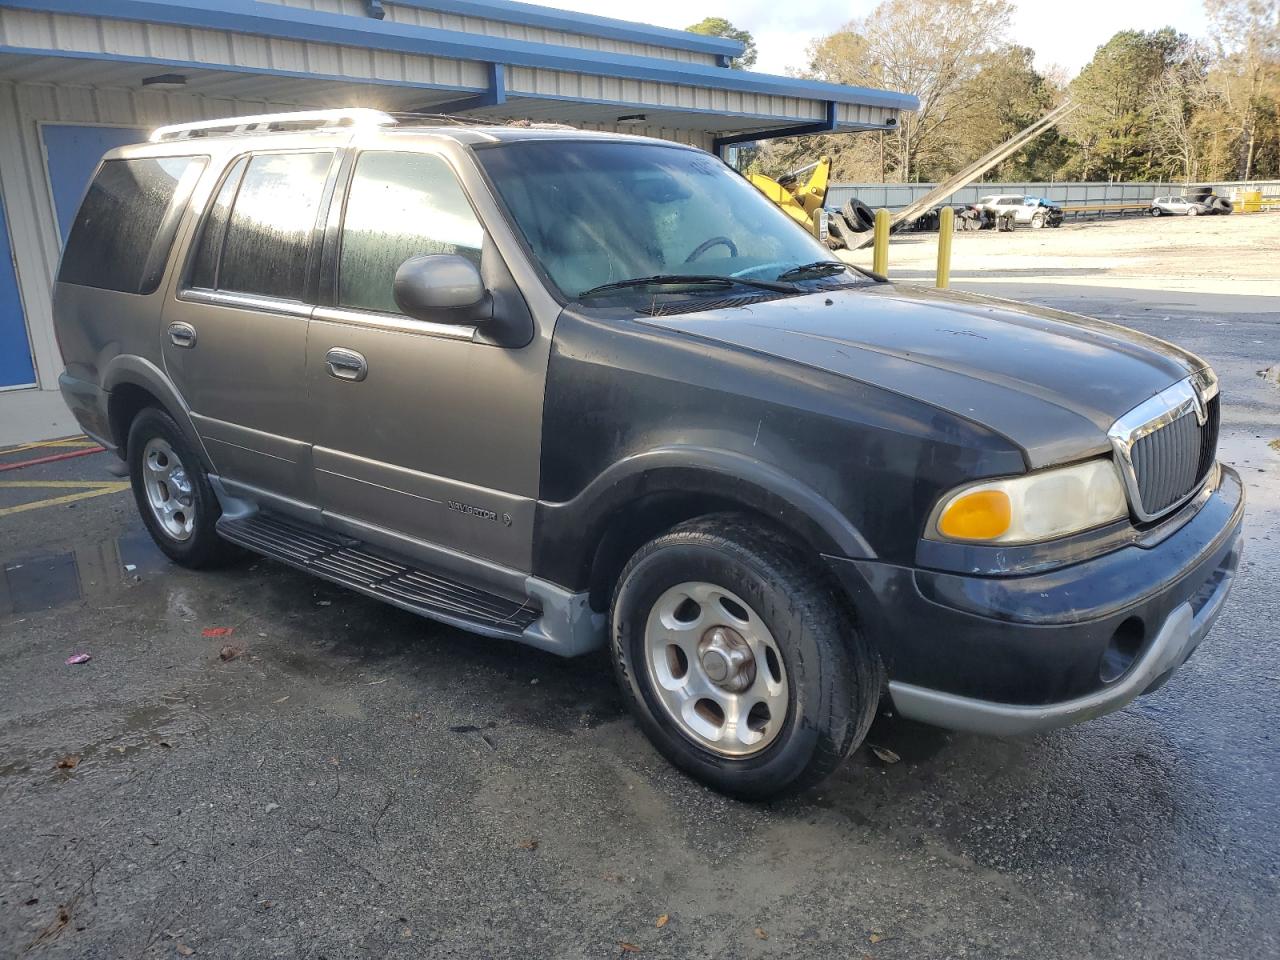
[937,489,1013,541]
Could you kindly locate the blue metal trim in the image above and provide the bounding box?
[489,90,851,130]
[4,1,919,112]
[0,44,484,98]
[388,0,743,58]
[432,62,505,113]
[712,101,843,154]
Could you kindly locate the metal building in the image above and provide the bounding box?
[0,0,915,431]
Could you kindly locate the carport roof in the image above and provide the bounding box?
[0,0,919,142]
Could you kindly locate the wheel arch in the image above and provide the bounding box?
[103,355,212,469]
[534,446,875,611]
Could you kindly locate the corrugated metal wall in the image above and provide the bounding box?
[827,180,1280,211]
[504,67,823,126]
[0,8,488,93]
[262,0,718,65]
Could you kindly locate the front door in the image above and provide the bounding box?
[162,150,336,501]
[306,148,543,573]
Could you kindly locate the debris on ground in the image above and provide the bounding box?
[55,755,80,769]
[655,914,669,928]
[754,927,769,940]
[871,746,901,764]
[176,943,195,956]
[619,944,641,954]
[202,626,234,638]
[218,644,245,662]
[264,802,279,813]
[64,653,91,665]
[517,837,539,850]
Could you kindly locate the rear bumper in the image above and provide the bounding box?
[828,464,1244,735]
[58,372,114,451]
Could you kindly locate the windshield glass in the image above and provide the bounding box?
[475,140,840,300]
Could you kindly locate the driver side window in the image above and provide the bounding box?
[338,151,483,315]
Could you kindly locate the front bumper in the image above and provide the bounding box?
[828,464,1244,735]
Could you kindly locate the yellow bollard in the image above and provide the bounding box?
[936,206,954,289]
[872,208,891,276]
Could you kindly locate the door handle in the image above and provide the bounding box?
[325,347,368,382]
[168,322,197,348]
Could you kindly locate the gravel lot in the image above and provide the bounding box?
[3,214,1279,959]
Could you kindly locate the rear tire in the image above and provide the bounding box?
[127,407,242,569]
[1151,207,1162,217]
[610,515,883,800]
[1187,206,1200,216]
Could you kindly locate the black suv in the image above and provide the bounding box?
[53,111,1243,798]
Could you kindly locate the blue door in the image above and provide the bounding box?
[41,124,146,243]
[0,191,36,389]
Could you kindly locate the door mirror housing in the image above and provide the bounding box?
[393,254,492,325]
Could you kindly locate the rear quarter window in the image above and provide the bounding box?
[58,156,205,294]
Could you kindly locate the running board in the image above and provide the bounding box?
[215,512,539,641]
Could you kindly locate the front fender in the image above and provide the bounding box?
[532,444,875,591]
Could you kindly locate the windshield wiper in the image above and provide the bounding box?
[577,274,799,299]
[775,260,848,282]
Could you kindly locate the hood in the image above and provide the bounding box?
[638,284,1203,468]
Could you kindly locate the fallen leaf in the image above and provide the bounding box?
[870,932,884,943]
[176,944,195,956]
[754,928,768,940]
[871,746,901,764]
[64,652,91,665]
[55,755,80,770]
[517,837,539,850]
[202,626,234,638]
[218,644,244,662]
[619,944,641,954]
[655,914,669,928]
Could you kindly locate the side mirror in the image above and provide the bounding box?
[393,254,492,325]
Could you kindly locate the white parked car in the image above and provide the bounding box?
[976,194,1063,228]
[1151,196,1213,217]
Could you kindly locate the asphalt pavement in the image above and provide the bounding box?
[1,291,1277,959]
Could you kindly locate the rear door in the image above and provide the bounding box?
[163,149,338,502]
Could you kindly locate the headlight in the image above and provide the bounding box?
[932,458,1128,544]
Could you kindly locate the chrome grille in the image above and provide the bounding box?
[1109,373,1219,521]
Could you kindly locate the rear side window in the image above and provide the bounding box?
[58,156,205,294]
[204,151,332,301]
[337,151,483,315]
[189,157,247,291]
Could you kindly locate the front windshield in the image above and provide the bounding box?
[475,140,840,300]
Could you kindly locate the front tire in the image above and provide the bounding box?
[127,407,241,569]
[610,515,883,800]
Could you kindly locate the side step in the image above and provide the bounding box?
[215,512,539,640]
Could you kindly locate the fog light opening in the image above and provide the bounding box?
[1100,617,1145,684]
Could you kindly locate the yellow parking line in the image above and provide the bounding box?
[0,435,90,455]
[0,482,130,518]
[0,480,127,489]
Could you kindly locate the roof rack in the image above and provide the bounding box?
[150,108,397,142]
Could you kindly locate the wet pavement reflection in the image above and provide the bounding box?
[1,527,170,617]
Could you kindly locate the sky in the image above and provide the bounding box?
[547,1,1211,78]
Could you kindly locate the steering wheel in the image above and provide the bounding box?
[684,236,738,263]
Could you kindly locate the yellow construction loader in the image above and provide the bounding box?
[748,156,834,245]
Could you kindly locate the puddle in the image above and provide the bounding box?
[0,528,171,617]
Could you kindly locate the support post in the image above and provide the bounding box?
[872,208,890,276]
[936,206,954,289]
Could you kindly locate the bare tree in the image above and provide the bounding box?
[1205,0,1280,178]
